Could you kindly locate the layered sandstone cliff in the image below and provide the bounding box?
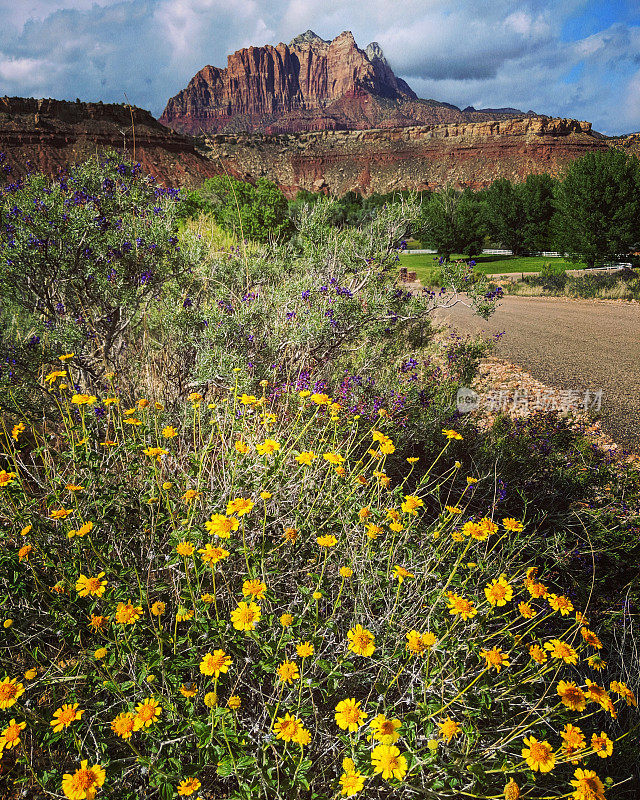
[159,30,498,135]
[0,96,620,199]
[0,97,223,186]
[201,116,609,197]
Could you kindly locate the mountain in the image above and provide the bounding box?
[463,105,536,117]
[159,30,509,135]
[0,97,223,186]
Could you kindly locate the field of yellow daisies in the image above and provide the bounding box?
[0,156,638,799]
[0,365,636,800]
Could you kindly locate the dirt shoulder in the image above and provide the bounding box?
[431,294,640,453]
[471,357,638,465]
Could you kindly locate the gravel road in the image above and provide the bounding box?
[434,296,640,452]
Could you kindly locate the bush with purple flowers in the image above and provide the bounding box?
[184,199,499,403]
[0,153,203,392]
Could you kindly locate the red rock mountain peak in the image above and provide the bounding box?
[160,31,430,135]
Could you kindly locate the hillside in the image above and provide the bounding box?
[0,96,223,186]
[0,96,632,197]
[202,116,609,196]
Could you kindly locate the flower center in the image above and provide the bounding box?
[380,721,395,735]
[5,725,20,742]
[0,685,16,701]
[138,705,154,721]
[344,707,361,723]
[75,769,97,791]
[529,742,548,761]
[281,720,297,735]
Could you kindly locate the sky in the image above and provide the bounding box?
[0,0,638,135]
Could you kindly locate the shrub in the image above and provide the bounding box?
[288,189,428,229]
[521,262,567,292]
[428,260,503,316]
[174,188,215,223]
[188,176,292,242]
[538,261,568,291]
[0,367,636,800]
[467,413,640,752]
[509,268,640,300]
[566,268,640,300]
[181,200,501,397]
[0,153,202,385]
[1,158,501,426]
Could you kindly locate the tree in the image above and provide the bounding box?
[418,187,461,259]
[553,149,640,267]
[251,178,292,241]
[482,178,525,254]
[175,188,215,222]
[198,176,292,242]
[456,189,485,256]
[417,187,484,258]
[519,173,557,253]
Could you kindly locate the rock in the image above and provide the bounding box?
[159,31,558,137]
[0,97,223,186]
[200,116,608,197]
[471,357,639,465]
[0,93,625,199]
[159,30,484,136]
[289,30,329,47]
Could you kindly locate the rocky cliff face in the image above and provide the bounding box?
[0,97,223,186]
[201,116,609,197]
[159,30,492,135]
[0,96,615,200]
[613,132,640,157]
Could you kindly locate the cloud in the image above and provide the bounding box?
[0,0,274,111]
[0,54,52,85]
[376,7,555,81]
[624,70,640,131]
[0,0,638,134]
[153,0,275,70]
[0,0,123,32]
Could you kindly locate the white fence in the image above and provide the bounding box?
[402,248,515,256]
[404,248,565,257]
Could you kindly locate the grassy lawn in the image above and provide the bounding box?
[399,253,586,284]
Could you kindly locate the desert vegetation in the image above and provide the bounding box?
[0,154,638,800]
[504,265,640,301]
[181,150,640,275]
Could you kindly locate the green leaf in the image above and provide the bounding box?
[217,757,235,777]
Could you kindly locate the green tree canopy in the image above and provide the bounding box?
[456,189,485,256]
[417,187,484,258]
[198,176,292,242]
[519,173,558,253]
[482,178,525,254]
[554,149,640,267]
